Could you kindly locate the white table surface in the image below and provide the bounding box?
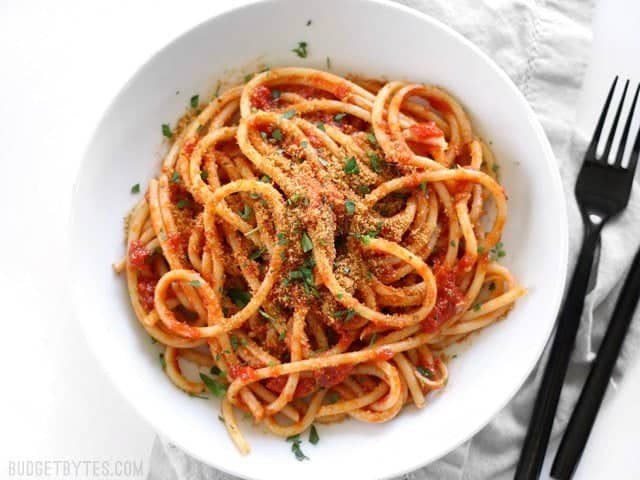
[1,0,638,479]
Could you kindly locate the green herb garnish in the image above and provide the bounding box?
[282,109,297,119]
[199,373,227,397]
[309,425,319,445]
[343,157,359,175]
[228,288,251,308]
[190,94,199,108]
[300,232,313,253]
[292,41,308,58]
[162,124,173,138]
[345,200,355,215]
[131,183,140,194]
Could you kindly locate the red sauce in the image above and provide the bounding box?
[137,276,157,312]
[374,347,395,361]
[167,232,186,253]
[128,240,150,270]
[334,84,350,100]
[314,364,353,388]
[307,133,324,148]
[265,375,317,398]
[422,263,466,333]
[250,85,274,110]
[229,365,258,382]
[409,121,443,140]
[183,137,197,156]
[457,253,475,273]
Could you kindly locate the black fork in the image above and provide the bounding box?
[515,77,640,480]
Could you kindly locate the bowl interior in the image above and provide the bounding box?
[70,0,567,479]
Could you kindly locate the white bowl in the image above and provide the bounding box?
[70,0,568,478]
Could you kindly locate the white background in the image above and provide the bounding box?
[0,0,638,479]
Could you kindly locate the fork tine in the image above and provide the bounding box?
[601,79,629,162]
[614,83,640,167]
[627,87,640,176]
[586,76,618,161]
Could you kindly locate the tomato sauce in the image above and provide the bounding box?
[229,365,258,382]
[314,364,353,388]
[421,263,466,333]
[265,375,317,398]
[137,276,158,312]
[374,347,395,361]
[250,85,275,110]
[409,121,443,140]
[128,240,150,270]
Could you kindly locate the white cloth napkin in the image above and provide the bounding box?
[148,0,640,478]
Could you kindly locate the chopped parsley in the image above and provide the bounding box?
[282,109,297,119]
[244,73,254,83]
[230,335,240,352]
[368,333,378,347]
[199,373,227,397]
[271,128,283,143]
[292,41,308,58]
[300,231,313,253]
[271,89,281,100]
[213,82,221,98]
[249,247,266,261]
[477,245,486,254]
[228,288,251,308]
[316,122,326,132]
[489,241,506,261]
[200,170,209,182]
[488,281,496,291]
[260,175,272,183]
[287,193,307,207]
[417,366,434,379]
[188,279,202,288]
[190,94,199,108]
[176,198,190,209]
[367,132,377,145]
[285,257,318,297]
[162,124,173,138]
[287,435,309,461]
[333,112,347,123]
[188,392,208,399]
[301,140,308,149]
[210,365,223,376]
[345,199,355,215]
[306,19,312,26]
[326,56,331,69]
[332,308,356,322]
[131,183,140,194]
[259,308,276,322]
[356,221,383,245]
[309,425,319,445]
[450,240,457,247]
[473,303,482,312]
[367,151,383,173]
[159,353,166,370]
[277,232,289,245]
[419,182,427,192]
[358,185,371,195]
[170,171,181,183]
[239,204,252,220]
[343,157,359,175]
[326,392,340,404]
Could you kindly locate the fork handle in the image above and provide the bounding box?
[515,225,602,480]
[551,245,640,479]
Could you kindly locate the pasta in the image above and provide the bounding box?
[115,67,525,454]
